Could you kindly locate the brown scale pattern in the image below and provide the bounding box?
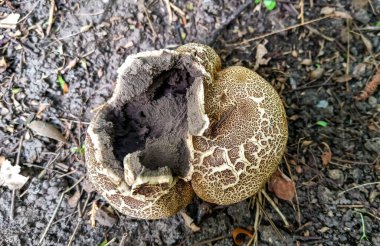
[85,43,287,219]
[191,66,288,205]
[85,133,194,219]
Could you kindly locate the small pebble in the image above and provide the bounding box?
[353,9,370,24]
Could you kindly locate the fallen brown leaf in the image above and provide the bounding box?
[232,227,254,245]
[321,142,332,166]
[268,169,296,201]
[68,190,81,208]
[28,120,68,143]
[254,43,270,70]
[179,211,201,232]
[333,74,352,83]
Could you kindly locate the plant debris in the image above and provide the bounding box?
[28,120,68,143]
[268,169,296,201]
[0,156,28,190]
[355,67,380,100]
[232,227,254,245]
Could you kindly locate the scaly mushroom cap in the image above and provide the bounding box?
[85,43,288,219]
[85,47,219,219]
[190,66,288,205]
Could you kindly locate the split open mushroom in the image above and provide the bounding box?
[85,43,288,219]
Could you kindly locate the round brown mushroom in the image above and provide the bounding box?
[190,66,288,205]
[85,43,288,219]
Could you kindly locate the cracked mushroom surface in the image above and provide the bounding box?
[85,43,288,219]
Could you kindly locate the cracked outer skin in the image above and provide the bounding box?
[190,66,288,205]
[85,45,220,219]
[85,43,288,219]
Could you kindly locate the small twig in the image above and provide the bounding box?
[190,235,229,246]
[337,204,364,208]
[206,1,252,45]
[338,181,380,196]
[10,133,25,220]
[169,2,185,16]
[46,0,55,36]
[17,0,42,24]
[163,0,172,24]
[104,238,116,246]
[228,15,332,46]
[38,177,84,246]
[298,0,305,24]
[261,189,290,228]
[143,5,157,41]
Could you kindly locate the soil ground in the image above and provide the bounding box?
[0,0,380,245]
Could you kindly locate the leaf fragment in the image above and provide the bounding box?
[268,169,296,201]
[0,157,29,190]
[232,227,254,245]
[57,74,69,94]
[28,120,68,143]
[263,0,276,11]
[316,120,328,127]
[180,211,201,232]
[0,13,20,29]
[321,142,332,166]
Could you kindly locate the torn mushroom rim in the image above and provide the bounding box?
[87,49,213,191]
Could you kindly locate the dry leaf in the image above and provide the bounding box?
[95,206,118,227]
[333,75,353,83]
[332,11,352,19]
[254,43,270,70]
[80,24,93,32]
[310,67,324,80]
[88,202,99,227]
[61,58,78,74]
[0,157,29,190]
[321,142,332,166]
[68,190,81,208]
[352,0,368,10]
[0,56,7,73]
[268,169,296,201]
[0,13,20,29]
[320,7,335,15]
[360,34,373,53]
[28,120,68,143]
[232,227,254,245]
[82,179,96,193]
[301,59,312,66]
[180,211,201,232]
[36,103,50,118]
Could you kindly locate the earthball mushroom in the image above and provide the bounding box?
[85,43,288,219]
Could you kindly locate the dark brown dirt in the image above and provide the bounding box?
[0,0,379,245]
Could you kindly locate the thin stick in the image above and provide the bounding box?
[261,190,290,228]
[298,0,305,24]
[190,235,229,246]
[206,0,252,45]
[143,5,157,40]
[229,15,331,46]
[46,0,55,35]
[10,134,25,220]
[38,177,84,246]
[338,181,380,196]
[169,2,185,16]
[10,189,16,220]
[17,0,42,24]
[163,0,172,24]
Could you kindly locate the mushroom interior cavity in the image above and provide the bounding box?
[105,50,209,180]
